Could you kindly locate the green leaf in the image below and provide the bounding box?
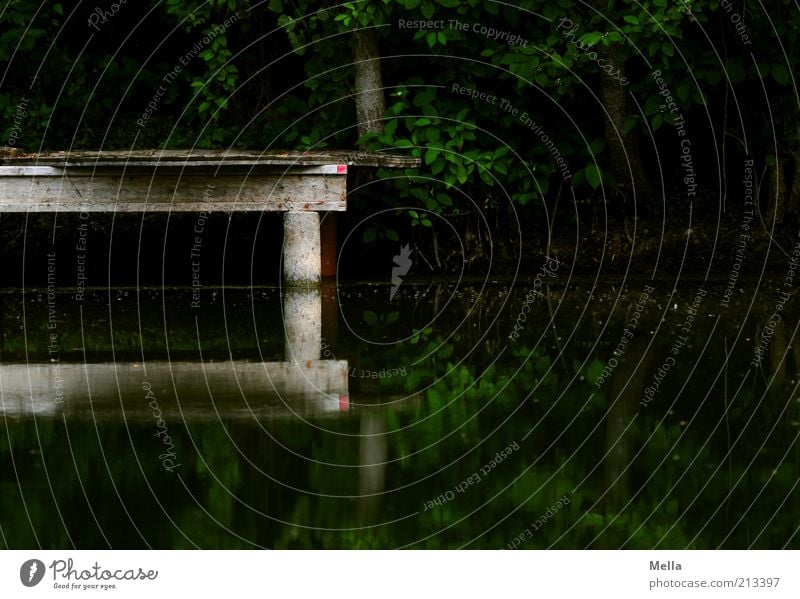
[588,138,605,156]
[385,228,399,242]
[456,164,468,184]
[585,163,602,188]
[424,148,440,165]
[363,310,378,325]
[651,113,663,130]
[362,227,377,243]
[772,64,791,85]
[383,118,398,137]
[386,311,400,324]
[580,32,603,46]
[623,15,639,25]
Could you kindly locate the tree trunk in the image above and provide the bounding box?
[792,150,800,217]
[600,45,655,203]
[767,158,787,224]
[352,28,385,140]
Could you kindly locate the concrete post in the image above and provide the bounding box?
[283,288,321,363]
[283,211,321,287]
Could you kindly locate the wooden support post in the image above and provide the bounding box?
[283,211,320,287]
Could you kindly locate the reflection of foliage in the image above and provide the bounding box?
[2,284,799,548]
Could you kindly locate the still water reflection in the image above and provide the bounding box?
[1,280,798,548]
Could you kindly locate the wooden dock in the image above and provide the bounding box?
[0,149,419,285]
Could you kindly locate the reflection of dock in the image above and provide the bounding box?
[0,359,348,420]
[0,289,350,420]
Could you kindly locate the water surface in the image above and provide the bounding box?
[1,280,798,549]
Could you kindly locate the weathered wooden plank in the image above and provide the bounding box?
[0,172,347,211]
[0,164,348,176]
[0,360,350,420]
[1,148,421,169]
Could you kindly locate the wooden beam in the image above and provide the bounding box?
[0,170,347,212]
[1,149,421,169]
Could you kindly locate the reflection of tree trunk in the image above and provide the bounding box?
[599,45,654,203]
[769,318,786,385]
[353,28,385,140]
[603,336,651,514]
[792,132,800,218]
[358,412,387,525]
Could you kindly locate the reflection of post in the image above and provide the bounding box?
[283,212,320,287]
[769,318,786,384]
[284,288,321,362]
[358,412,387,525]
[604,337,650,516]
[321,281,338,348]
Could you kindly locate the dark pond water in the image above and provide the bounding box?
[1,279,798,549]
